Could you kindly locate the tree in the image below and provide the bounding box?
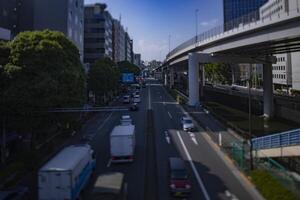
[117,61,141,75]
[204,63,232,84]
[88,58,120,104]
[3,30,86,115]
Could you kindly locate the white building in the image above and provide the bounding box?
[260,0,300,91]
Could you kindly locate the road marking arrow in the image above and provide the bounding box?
[165,131,170,144]
[189,132,198,145]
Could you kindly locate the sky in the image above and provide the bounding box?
[85,0,223,61]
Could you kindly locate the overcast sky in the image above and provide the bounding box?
[85,0,223,61]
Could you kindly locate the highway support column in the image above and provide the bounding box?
[170,67,175,89]
[263,63,274,118]
[188,53,199,106]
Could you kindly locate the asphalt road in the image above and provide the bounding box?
[77,79,257,200]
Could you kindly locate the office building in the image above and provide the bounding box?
[125,32,132,63]
[34,0,84,61]
[134,54,141,67]
[112,19,126,62]
[260,0,300,91]
[0,0,84,60]
[84,3,113,64]
[223,0,268,30]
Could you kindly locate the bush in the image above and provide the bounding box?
[290,89,300,96]
[249,170,300,200]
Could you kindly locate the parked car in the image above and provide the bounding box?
[168,157,191,198]
[181,117,195,131]
[129,103,139,111]
[0,186,29,200]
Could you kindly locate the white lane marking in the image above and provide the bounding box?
[106,158,112,167]
[225,190,239,200]
[176,131,210,200]
[167,111,173,119]
[165,131,170,144]
[97,112,113,131]
[204,108,209,114]
[189,132,198,145]
[148,85,151,110]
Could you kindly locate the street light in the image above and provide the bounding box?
[168,34,171,54]
[195,9,199,45]
[248,64,254,170]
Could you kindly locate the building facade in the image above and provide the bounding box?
[260,0,300,91]
[125,32,132,63]
[84,3,113,64]
[134,54,141,67]
[112,19,126,62]
[0,27,11,41]
[34,0,84,61]
[223,0,268,30]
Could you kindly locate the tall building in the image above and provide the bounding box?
[112,19,125,62]
[134,54,141,67]
[223,0,268,30]
[260,0,300,91]
[34,0,84,61]
[0,0,84,60]
[125,32,132,63]
[84,3,113,64]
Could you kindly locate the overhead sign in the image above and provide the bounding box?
[122,73,134,83]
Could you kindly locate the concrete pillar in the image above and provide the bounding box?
[263,63,274,118]
[200,65,205,98]
[170,67,174,89]
[188,53,199,106]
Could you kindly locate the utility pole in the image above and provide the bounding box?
[195,9,199,45]
[248,64,254,170]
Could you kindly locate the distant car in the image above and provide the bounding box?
[181,117,194,131]
[123,95,131,104]
[0,186,30,200]
[120,115,132,125]
[168,157,191,197]
[133,95,141,103]
[129,103,139,111]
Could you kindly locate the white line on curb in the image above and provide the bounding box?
[106,158,112,168]
[97,112,113,131]
[167,111,173,119]
[176,131,210,200]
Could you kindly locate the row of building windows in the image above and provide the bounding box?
[84,48,105,53]
[261,5,283,20]
[84,38,105,43]
[273,73,286,79]
[261,0,283,14]
[85,18,105,23]
[277,56,286,62]
[273,65,286,70]
[84,28,105,33]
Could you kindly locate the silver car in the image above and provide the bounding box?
[181,117,194,131]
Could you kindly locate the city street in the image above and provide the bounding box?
[79,79,259,200]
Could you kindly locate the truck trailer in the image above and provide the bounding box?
[38,144,96,200]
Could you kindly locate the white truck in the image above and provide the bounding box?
[38,144,96,200]
[110,125,135,163]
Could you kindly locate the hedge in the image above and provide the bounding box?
[249,170,300,200]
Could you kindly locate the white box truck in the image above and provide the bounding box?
[110,125,135,163]
[38,144,96,200]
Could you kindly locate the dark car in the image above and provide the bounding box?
[168,157,191,198]
[129,103,139,111]
[0,187,29,200]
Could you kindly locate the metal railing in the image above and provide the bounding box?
[252,128,300,150]
[166,1,300,60]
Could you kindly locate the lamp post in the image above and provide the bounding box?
[195,9,199,45]
[168,34,171,54]
[248,64,254,170]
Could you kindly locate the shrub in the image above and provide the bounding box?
[249,170,300,200]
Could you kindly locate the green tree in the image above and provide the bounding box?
[204,63,232,84]
[88,58,120,104]
[117,61,141,75]
[3,30,86,114]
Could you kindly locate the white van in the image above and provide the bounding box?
[133,95,141,103]
[123,95,130,104]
